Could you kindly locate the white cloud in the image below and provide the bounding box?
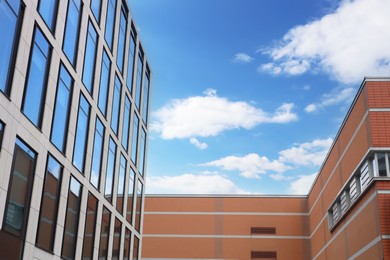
[279,138,333,166]
[234,52,254,63]
[259,0,390,83]
[305,87,356,113]
[190,137,208,150]
[201,153,291,179]
[146,173,249,194]
[289,173,317,195]
[151,89,297,139]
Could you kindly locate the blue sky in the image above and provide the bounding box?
[129,0,390,195]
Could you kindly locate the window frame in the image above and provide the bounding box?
[82,19,98,94]
[37,0,59,33]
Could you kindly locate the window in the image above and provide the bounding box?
[0,0,23,95]
[123,228,131,260]
[98,206,111,260]
[360,160,371,190]
[82,193,98,260]
[131,115,139,164]
[112,218,121,260]
[377,153,387,177]
[98,50,111,116]
[3,138,36,237]
[0,120,4,150]
[90,117,104,188]
[22,26,51,128]
[61,176,82,260]
[349,176,360,203]
[126,168,135,224]
[105,137,116,202]
[135,52,143,110]
[38,0,58,32]
[63,0,82,66]
[340,190,350,214]
[139,128,146,176]
[117,154,126,214]
[104,0,116,51]
[116,5,127,74]
[50,64,73,152]
[90,0,101,24]
[121,95,131,151]
[132,236,139,260]
[111,75,121,135]
[135,179,143,232]
[36,155,63,252]
[82,20,98,94]
[142,69,150,124]
[73,94,90,173]
[251,251,277,260]
[126,30,136,93]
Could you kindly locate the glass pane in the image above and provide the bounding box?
[126,34,135,93]
[82,21,98,94]
[116,7,127,73]
[73,94,90,173]
[36,155,62,252]
[61,176,82,260]
[121,96,131,151]
[22,27,51,127]
[98,50,111,116]
[139,129,146,176]
[104,0,116,50]
[63,0,82,66]
[51,64,73,152]
[104,138,116,202]
[135,53,143,110]
[0,121,4,149]
[135,180,143,232]
[116,154,126,214]
[123,228,131,260]
[111,75,121,135]
[90,0,101,23]
[98,206,111,260]
[378,153,387,177]
[90,117,104,188]
[112,218,121,260]
[142,72,150,124]
[82,193,98,260]
[132,236,139,260]
[38,0,58,31]
[131,115,139,164]
[126,169,135,224]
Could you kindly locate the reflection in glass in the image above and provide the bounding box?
[51,64,73,152]
[139,128,146,176]
[135,180,143,232]
[142,71,150,124]
[126,169,135,224]
[98,50,111,116]
[62,176,82,260]
[117,154,126,214]
[122,96,131,151]
[104,0,116,50]
[90,117,104,188]
[378,153,387,177]
[123,228,131,260]
[135,53,143,110]
[82,20,98,94]
[105,138,116,202]
[111,75,121,135]
[116,6,127,73]
[36,155,62,252]
[82,193,98,260]
[132,236,139,260]
[126,33,136,93]
[22,27,51,127]
[73,94,90,173]
[0,121,4,149]
[38,0,58,31]
[63,0,82,66]
[90,0,101,23]
[112,218,121,260]
[98,206,111,260]
[131,115,139,164]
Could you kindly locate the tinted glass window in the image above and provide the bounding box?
[126,168,135,224]
[116,6,127,74]
[90,0,101,23]
[132,236,139,260]
[98,206,111,260]
[111,75,121,135]
[112,218,121,260]
[104,0,116,50]
[50,64,73,152]
[73,94,90,173]
[0,0,22,94]
[82,20,98,94]
[130,115,139,164]
[22,27,51,127]
[142,71,150,124]
[38,0,58,31]
[135,53,143,110]
[123,228,131,260]
[90,117,104,188]
[62,176,82,260]
[126,33,135,93]
[36,155,63,252]
[135,180,143,232]
[117,154,126,214]
[139,128,146,176]
[121,95,131,151]
[82,193,98,260]
[63,0,82,66]
[98,50,111,116]
[0,121,4,150]
[105,137,116,202]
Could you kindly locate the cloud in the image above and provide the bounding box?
[201,153,291,179]
[190,137,208,150]
[289,173,317,195]
[304,87,356,113]
[146,173,249,194]
[151,89,298,139]
[234,52,254,63]
[259,0,390,83]
[279,138,333,166]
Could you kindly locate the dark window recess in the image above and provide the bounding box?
[99,206,111,260]
[251,251,277,259]
[0,120,5,149]
[82,193,98,260]
[251,227,276,235]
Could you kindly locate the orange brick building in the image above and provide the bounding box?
[142,78,390,259]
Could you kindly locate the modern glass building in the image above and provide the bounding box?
[0,0,151,259]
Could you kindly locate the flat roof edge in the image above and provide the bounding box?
[145,194,307,198]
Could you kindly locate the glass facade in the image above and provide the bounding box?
[123,228,131,260]
[22,26,51,127]
[133,236,140,260]
[117,154,126,214]
[82,193,98,260]
[139,128,146,176]
[99,206,111,260]
[63,0,82,66]
[131,114,139,164]
[135,179,143,232]
[104,0,116,50]
[126,32,136,93]
[0,0,22,94]
[116,6,127,74]
[90,0,101,24]
[105,137,117,202]
[50,64,73,152]
[0,120,4,149]
[36,155,63,252]
[112,218,122,260]
[38,0,58,31]
[135,52,143,110]
[126,168,135,224]
[82,20,98,94]
[142,70,150,124]
[98,50,111,116]
[90,117,104,188]
[73,94,90,173]
[111,75,122,135]
[122,95,131,151]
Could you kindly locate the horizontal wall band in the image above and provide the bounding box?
[144,211,308,216]
[347,235,381,260]
[143,234,310,239]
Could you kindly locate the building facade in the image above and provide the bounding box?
[0,0,151,259]
[142,79,390,260]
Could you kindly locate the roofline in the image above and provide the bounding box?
[145,194,307,198]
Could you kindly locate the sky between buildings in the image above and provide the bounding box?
[129,0,390,195]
